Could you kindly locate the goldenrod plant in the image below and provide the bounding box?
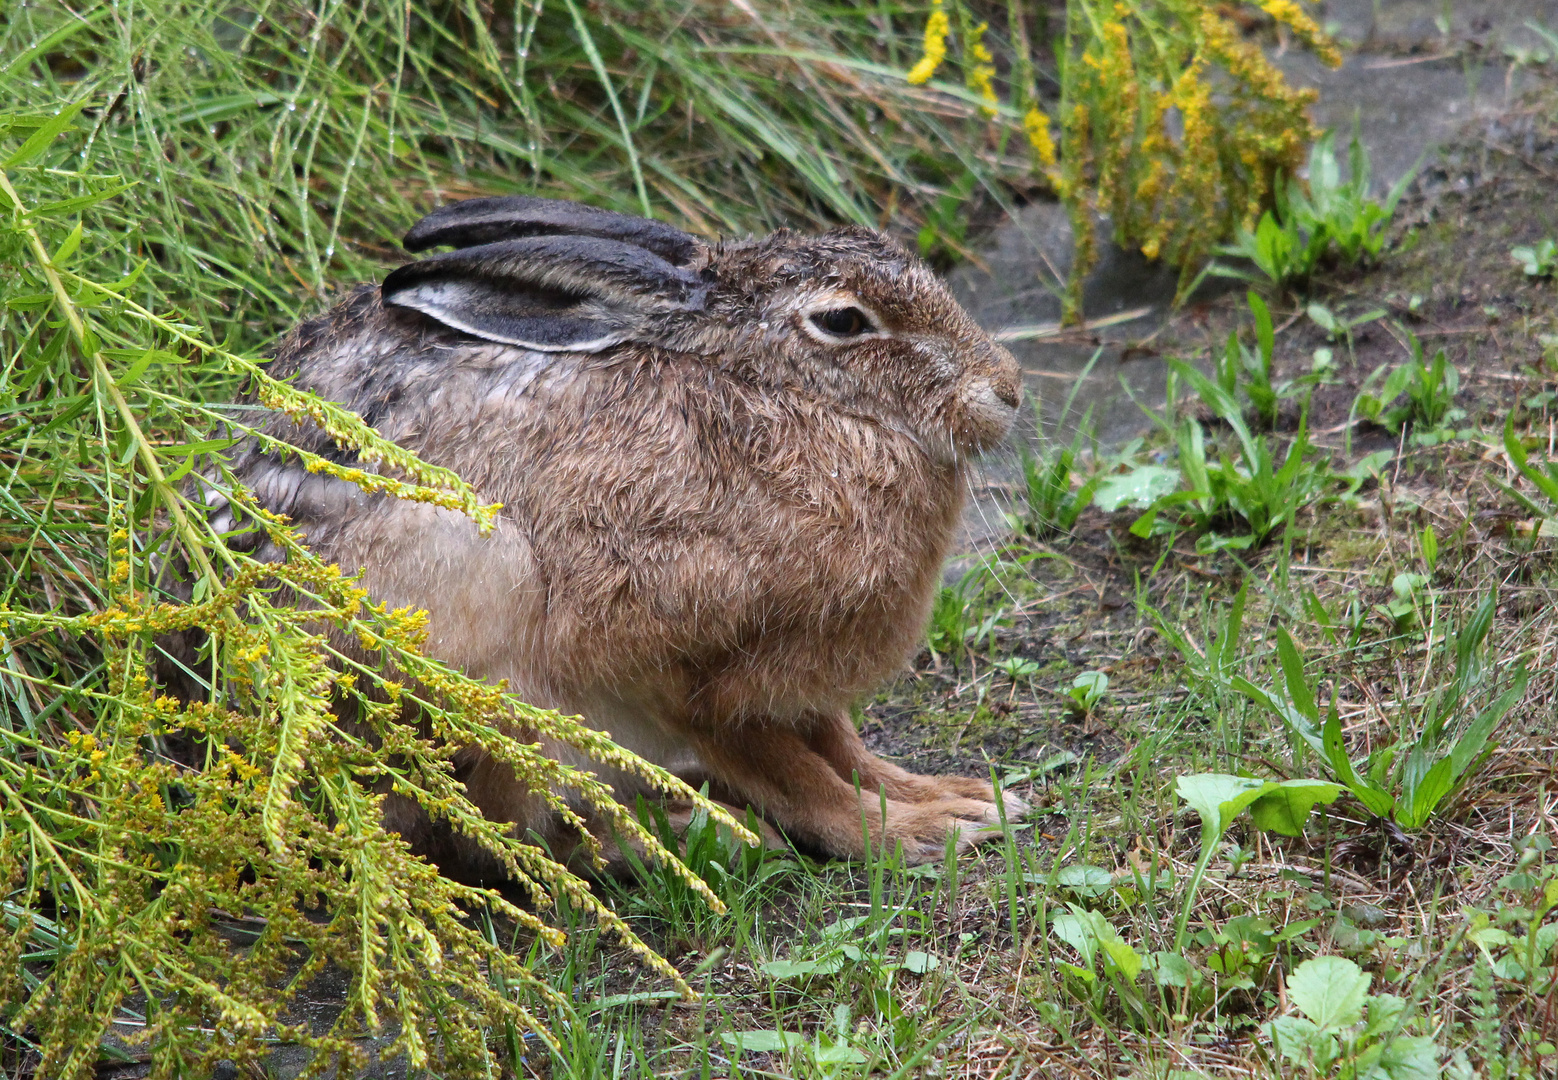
[0,119,748,1077]
[906,1,1341,320]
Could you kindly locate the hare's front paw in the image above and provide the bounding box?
[924,774,1029,821]
[881,798,1018,864]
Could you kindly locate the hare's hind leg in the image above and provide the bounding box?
[808,711,1029,821]
[688,719,1008,863]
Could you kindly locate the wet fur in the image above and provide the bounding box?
[223,223,1024,876]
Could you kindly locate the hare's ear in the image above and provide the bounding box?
[381,235,708,352]
[402,196,705,268]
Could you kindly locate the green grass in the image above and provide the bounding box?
[0,0,1033,356]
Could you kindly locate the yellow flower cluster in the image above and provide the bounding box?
[1017,0,1334,318]
[1023,106,1059,171]
[965,22,999,115]
[905,1,949,85]
[255,377,501,534]
[895,0,1338,317]
[1257,0,1343,66]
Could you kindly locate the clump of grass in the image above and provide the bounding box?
[0,0,1040,354]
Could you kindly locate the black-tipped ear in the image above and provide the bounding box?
[381,234,708,352]
[403,195,705,268]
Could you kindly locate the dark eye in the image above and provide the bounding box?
[811,307,874,337]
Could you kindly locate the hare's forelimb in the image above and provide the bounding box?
[686,712,1019,864]
[807,711,1029,821]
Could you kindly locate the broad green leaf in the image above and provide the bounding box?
[1373,1035,1440,1080]
[1288,955,1370,1030]
[1452,591,1496,687]
[902,950,939,974]
[1275,628,1318,723]
[1071,905,1142,981]
[1097,933,1142,981]
[812,1040,868,1065]
[1069,671,1108,707]
[1266,1015,1327,1063]
[1391,572,1429,603]
[1308,302,1339,333]
[1093,465,1181,512]
[1271,917,1322,943]
[1050,913,1095,967]
[761,955,845,979]
[1506,413,1558,504]
[1248,779,1343,836]
[1175,773,1273,843]
[721,1030,806,1053]
[1399,754,1454,829]
[1250,290,1274,366]
[1380,363,1415,404]
[1055,864,1114,898]
[1194,531,1255,555]
[1362,992,1409,1039]
[1147,950,1196,987]
[1447,667,1526,782]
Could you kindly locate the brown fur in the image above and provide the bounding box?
[223,223,1023,873]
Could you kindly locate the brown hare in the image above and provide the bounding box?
[219,196,1025,874]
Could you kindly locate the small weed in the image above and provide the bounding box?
[1353,333,1467,443]
[1215,291,1312,428]
[1019,425,1102,539]
[1307,300,1388,352]
[1016,356,1105,539]
[1227,592,1529,828]
[1066,671,1110,716]
[1497,413,1558,537]
[1217,130,1415,289]
[925,567,1006,671]
[1463,833,1558,991]
[1511,238,1558,279]
[611,797,792,954]
[1174,773,1340,948]
[1267,955,1441,1077]
[1302,588,1372,649]
[1375,570,1431,631]
[1128,361,1334,553]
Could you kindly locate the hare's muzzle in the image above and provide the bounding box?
[956,344,1021,454]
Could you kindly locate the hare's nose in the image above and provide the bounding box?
[995,380,1019,408]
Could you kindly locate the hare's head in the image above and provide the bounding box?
[384,198,1020,461]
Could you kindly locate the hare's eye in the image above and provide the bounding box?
[811,307,873,337]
